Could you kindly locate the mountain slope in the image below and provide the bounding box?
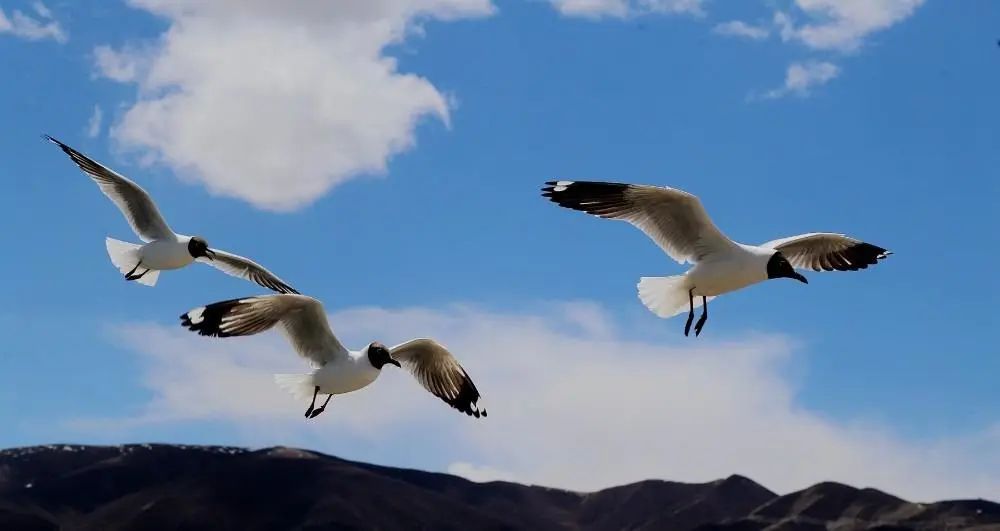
[0,444,995,531]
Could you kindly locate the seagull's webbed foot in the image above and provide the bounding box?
[684,288,696,337]
[308,394,333,419]
[125,269,149,281]
[124,262,144,281]
[694,296,708,337]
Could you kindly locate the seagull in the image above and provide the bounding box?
[180,294,487,419]
[45,135,297,294]
[542,180,891,336]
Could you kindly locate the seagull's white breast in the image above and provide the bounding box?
[139,239,194,270]
[687,246,771,297]
[313,356,381,395]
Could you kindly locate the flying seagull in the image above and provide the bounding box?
[180,294,487,419]
[542,180,891,336]
[45,135,297,294]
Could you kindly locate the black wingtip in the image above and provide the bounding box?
[540,180,632,217]
[815,242,892,272]
[446,369,486,419]
[178,298,248,338]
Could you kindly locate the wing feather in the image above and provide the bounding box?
[199,249,298,294]
[390,338,486,418]
[46,135,173,242]
[541,180,736,264]
[762,233,891,272]
[180,294,346,365]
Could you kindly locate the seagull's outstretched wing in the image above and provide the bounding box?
[762,233,891,272]
[542,180,736,264]
[45,135,174,242]
[198,249,298,294]
[180,294,347,365]
[390,338,486,418]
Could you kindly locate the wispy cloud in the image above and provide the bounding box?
[72,302,1000,501]
[713,20,770,41]
[551,1,924,97]
[0,2,66,43]
[549,0,705,20]
[85,105,103,138]
[93,0,495,211]
[775,0,925,52]
[759,60,840,100]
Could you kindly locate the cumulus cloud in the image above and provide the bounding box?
[85,105,103,138]
[549,0,704,20]
[776,0,925,52]
[78,302,1000,501]
[93,0,495,211]
[713,21,770,41]
[760,60,840,99]
[0,1,65,42]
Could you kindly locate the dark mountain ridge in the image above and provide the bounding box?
[0,444,996,530]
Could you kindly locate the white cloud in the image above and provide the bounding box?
[31,1,51,19]
[713,20,770,41]
[777,0,925,52]
[761,60,840,99]
[85,105,103,138]
[0,2,66,42]
[93,0,495,211]
[93,45,145,82]
[80,302,1000,501]
[549,0,704,20]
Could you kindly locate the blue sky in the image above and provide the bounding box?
[1,0,997,499]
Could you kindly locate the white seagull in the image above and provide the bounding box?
[542,180,891,336]
[180,294,487,419]
[45,135,297,294]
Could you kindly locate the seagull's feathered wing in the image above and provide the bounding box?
[761,233,891,272]
[180,294,347,365]
[542,180,737,264]
[390,338,486,418]
[197,250,299,294]
[45,135,174,242]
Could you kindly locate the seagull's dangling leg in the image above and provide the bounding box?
[304,386,320,418]
[309,394,333,419]
[684,288,696,337]
[694,296,708,337]
[124,262,150,281]
[124,262,141,279]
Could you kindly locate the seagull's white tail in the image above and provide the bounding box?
[274,374,315,401]
[105,237,159,287]
[637,275,706,318]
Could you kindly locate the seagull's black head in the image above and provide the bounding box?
[767,253,808,284]
[367,342,401,369]
[187,237,216,260]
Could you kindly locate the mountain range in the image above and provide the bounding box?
[0,444,996,530]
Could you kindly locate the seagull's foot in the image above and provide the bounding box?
[125,269,149,281]
[684,314,694,337]
[308,407,326,419]
[694,315,707,337]
[304,405,314,418]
